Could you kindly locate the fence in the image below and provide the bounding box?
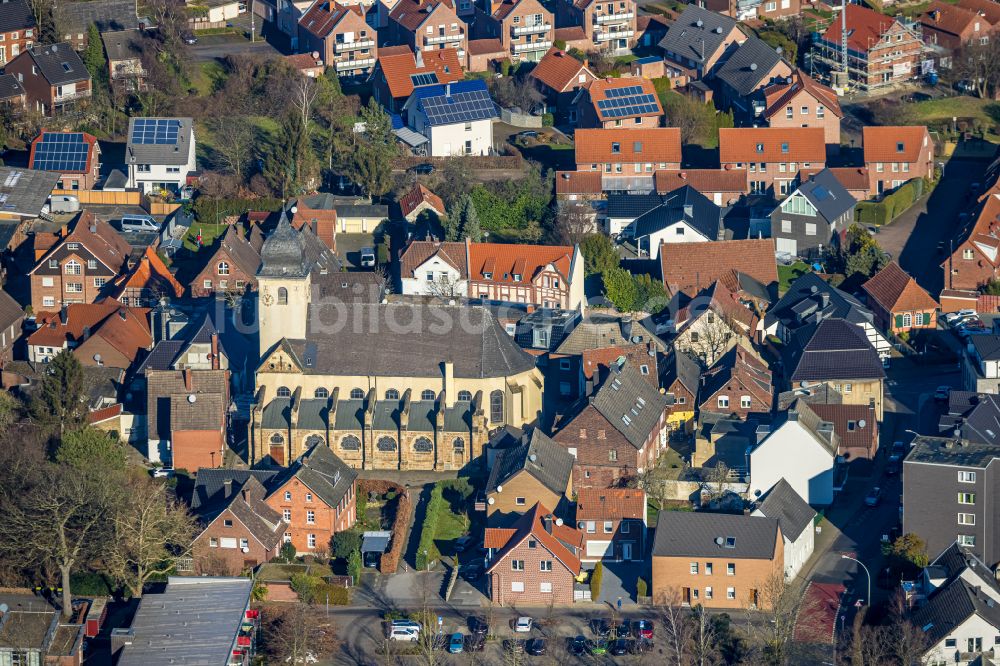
[51,189,141,205]
[500,107,543,128]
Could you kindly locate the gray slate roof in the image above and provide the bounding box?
[592,361,670,449]
[607,193,662,219]
[911,578,1000,647]
[653,510,780,559]
[790,169,856,223]
[19,43,89,85]
[906,435,1000,468]
[486,428,574,496]
[0,74,24,100]
[0,0,34,36]
[0,167,60,218]
[789,318,885,382]
[277,303,537,379]
[754,478,815,542]
[272,443,358,510]
[0,288,23,331]
[118,577,254,666]
[258,210,336,278]
[970,334,1000,361]
[764,272,872,331]
[556,313,664,355]
[217,224,262,276]
[125,117,194,167]
[769,399,840,456]
[664,350,701,397]
[713,37,784,97]
[950,393,1000,446]
[54,0,137,35]
[190,468,278,512]
[632,185,724,241]
[930,542,1000,597]
[101,29,143,62]
[658,5,741,67]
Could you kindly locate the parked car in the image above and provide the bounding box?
[587,639,608,655]
[461,563,483,581]
[448,633,464,654]
[120,214,160,233]
[891,441,906,456]
[183,34,197,44]
[590,618,612,638]
[885,459,900,476]
[514,617,533,633]
[865,487,882,507]
[389,628,419,642]
[615,622,631,639]
[945,309,977,325]
[151,467,175,478]
[934,386,952,402]
[454,535,473,552]
[526,638,546,656]
[360,247,376,268]
[469,616,489,636]
[634,620,654,640]
[567,635,587,656]
[413,163,435,175]
[609,639,631,656]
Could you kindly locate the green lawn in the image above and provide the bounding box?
[184,221,227,251]
[778,261,810,294]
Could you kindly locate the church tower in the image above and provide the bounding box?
[257,211,311,355]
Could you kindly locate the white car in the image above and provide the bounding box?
[151,467,175,478]
[514,617,533,633]
[945,309,977,325]
[389,627,419,642]
[390,620,421,632]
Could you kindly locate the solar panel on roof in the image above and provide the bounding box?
[131,118,182,145]
[410,72,438,87]
[31,132,90,173]
[598,93,659,119]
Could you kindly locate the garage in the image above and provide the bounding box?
[586,541,613,559]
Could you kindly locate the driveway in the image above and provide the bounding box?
[584,561,644,607]
[188,33,282,62]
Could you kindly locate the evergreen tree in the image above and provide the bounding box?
[443,199,463,242]
[31,349,85,435]
[83,24,109,92]
[463,200,483,242]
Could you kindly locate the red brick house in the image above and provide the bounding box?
[654,169,748,206]
[370,46,464,113]
[298,1,376,78]
[919,1,996,51]
[862,261,938,334]
[698,347,773,420]
[581,342,658,387]
[761,70,842,148]
[399,184,446,222]
[0,288,23,365]
[476,0,554,64]
[718,127,826,197]
[943,188,1000,291]
[388,0,467,67]
[485,502,583,605]
[191,225,262,298]
[574,127,681,176]
[573,77,662,129]
[27,302,151,367]
[108,246,184,307]
[660,238,778,297]
[28,130,101,190]
[146,368,230,471]
[528,48,597,122]
[5,43,91,116]
[663,350,699,432]
[29,212,132,313]
[0,0,35,66]
[575,487,646,562]
[552,360,669,488]
[810,402,879,465]
[863,125,934,196]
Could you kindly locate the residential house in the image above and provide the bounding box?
[712,37,791,119]
[751,479,815,580]
[919,1,995,51]
[556,0,637,53]
[401,79,498,156]
[580,341,658,387]
[477,0,553,64]
[467,240,584,310]
[285,52,325,77]
[761,69,843,147]
[788,318,886,420]
[28,130,101,191]
[863,125,934,195]
[515,307,581,351]
[634,15,668,50]
[699,346,773,419]
[0,288,22,364]
[484,502,583,605]
[651,511,783,609]
[370,46,464,113]
[575,487,647,562]
[191,225,262,298]
[761,272,892,361]
[657,5,746,80]
[528,48,597,122]
[0,595,86,666]
[673,281,761,365]
[771,168,857,259]
[662,350,700,432]
[551,360,669,488]
[912,576,1000,666]
[861,261,938,334]
[904,434,1000,567]
[4,43,91,116]
[485,427,575,525]
[574,127,681,194]
[125,117,196,194]
[961,334,1000,393]
[27,302,151,367]
[399,239,468,297]
[660,238,778,297]
[0,0,35,65]
[812,4,926,92]
[189,471,286,574]
[147,367,230,470]
[0,168,57,223]
[54,0,138,49]
[298,1,376,77]
[654,169,748,206]
[107,246,184,307]
[29,212,132,313]
[825,167,872,201]
[628,185,726,258]
[749,400,839,506]
[399,183,446,222]
[573,77,662,129]
[943,189,1000,291]
[811,402,880,465]
[718,127,826,197]
[703,0,800,20]
[0,74,26,108]
[289,193,337,245]
[388,0,467,65]
[101,29,147,93]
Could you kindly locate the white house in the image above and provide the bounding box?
[124,117,197,194]
[627,185,726,259]
[749,400,839,506]
[751,479,816,581]
[402,80,498,158]
[398,240,469,297]
[913,574,1000,666]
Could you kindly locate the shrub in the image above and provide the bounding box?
[414,484,446,570]
[331,530,362,560]
[376,242,389,265]
[348,550,362,583]
[439,478,474,504]
[290,573,324,604]
[590,563,603,599]
[542,113,554,127]
[278,542,297,563]
[191,196,282,223]
[637,577,648,598]
[554,39,566,50]
[71,572,114,596]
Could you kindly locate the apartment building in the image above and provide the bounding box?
[389,0,467,64]
[478,0,553,62]
[557,0,636,53]
[718,127,826,197]
[298,0,377,78]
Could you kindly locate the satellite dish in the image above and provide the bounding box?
[93,353,102,362]
[487,496,495,505]
[188,394,197,404]
[555,518,563,526]
[858,419,866,429]
[241,546,250,553]
[529,454,537,462]
[754,489,761,497]
[496,484,503,493]
[290,206,298,214]
[715,536,724,546]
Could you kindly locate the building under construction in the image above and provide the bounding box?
[811,3,929,93]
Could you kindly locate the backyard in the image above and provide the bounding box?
[414,480,475,569]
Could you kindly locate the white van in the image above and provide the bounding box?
[120,214,160,233]
[389,627,419,642]
[50,195,80,213]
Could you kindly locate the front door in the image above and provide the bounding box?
[622,542,633,560]
[682,587,691,605]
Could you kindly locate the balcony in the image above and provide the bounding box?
[54,89,92,104]
[512,22,550,35]
[335,57,375,70]
[595,28,634,41]
[595,11,633,23]
[335,38,375,51]
[425,33,463,44]
[513,40,552,53]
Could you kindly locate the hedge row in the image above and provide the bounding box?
[396,155,523,171]
[382,490,410,573]
[414,484,446,571]
[855,178,928,227]
[191,196,284,223]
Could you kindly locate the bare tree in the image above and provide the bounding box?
[261,603,340,665]
[634,459,676,511]
[104,474,198,598]
[954,40,1000,99]
[551,202,595,246]
[744,570,803,666]
[291,74,319,130]
[213,117,255,183]
[655,587,694,665]
[854,623,891,666]
[414,579,441,666]
[426,273,465,300]
[886,590,929,666]
[690,605,722,666]
[703,462,732,501]
[681,309,736,367]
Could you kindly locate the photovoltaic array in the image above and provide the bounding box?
[597,85,659,118]
[131,118,182,145]
[410,72,439,87]
[422,88,496,125]
[31,133,89,173]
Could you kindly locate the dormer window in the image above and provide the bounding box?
[755,143,764,153]
[483,272,492,279]
[896,142,905,152]
[781,142,789,153]
[513,273,521,282]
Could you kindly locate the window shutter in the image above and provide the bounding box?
[894,314,904,328]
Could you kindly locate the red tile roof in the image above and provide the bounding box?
[762,69,842,120]
[485,503,582,574]
[469,242,573,285]
[285,53,324,71]
[377,47,464,99]
[555,170,602,195]
[826,167,871,193]
[484,528,517,548]
[575,128,681,165]
[809,403,878,455]
[32,212,132,277]
[399,184,446,219]
[862,261,938,313]
[660,239,777,295]
[399,240,468,278]
[654,168,748,194]
[530,48,595,93]
[110,246,184,299]
[87,403,123,424]
[585,77,662,119]
[467,38,505,55]
[299,0,364,38]
[576,488,646,521]
[554,25,587,42]
[821,3,903,52]
[862,125,931,163]
[582,343,657,383]
[29,302,151,363]
[390,0,458,33]
[719,127,825,164]
[958,0,1000,24]
[919,1,983,37]
[29,130,99,174]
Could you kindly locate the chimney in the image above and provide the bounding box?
[445,83,452,98]
[542,514,553,534]
[118,308,127,321]
[184,368,193,392]
[211,333,220,370]
[223,479,233,498]
[621,315,633,341]
[443,361,455,408]
[60,305,68,325]
[241,487,249,503]
[415,49,424,67]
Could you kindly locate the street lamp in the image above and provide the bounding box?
[840,554,871,607]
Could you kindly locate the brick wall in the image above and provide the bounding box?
[652,543,783,609]
[265,475,357,554]
[172,429,225,472]
[490,535,576,605]
[191,507,277,575]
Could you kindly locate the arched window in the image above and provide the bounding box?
[421,389,436,401]
[218,261,229,275]
[385,389,400,400]
[270,433,284,445]
[305,434,325,449]
[341,435,361,451]
[350,388,365,400]
[277,287,288,305]
[490,390,504,423]
[314,387,329,398]
[902,312,912,328]
[376,436,397,452]
[453,437,465,451]
[457,390,473,402]
[276,386,291,398]
[413,437,433,453]
[65,260,81,275]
